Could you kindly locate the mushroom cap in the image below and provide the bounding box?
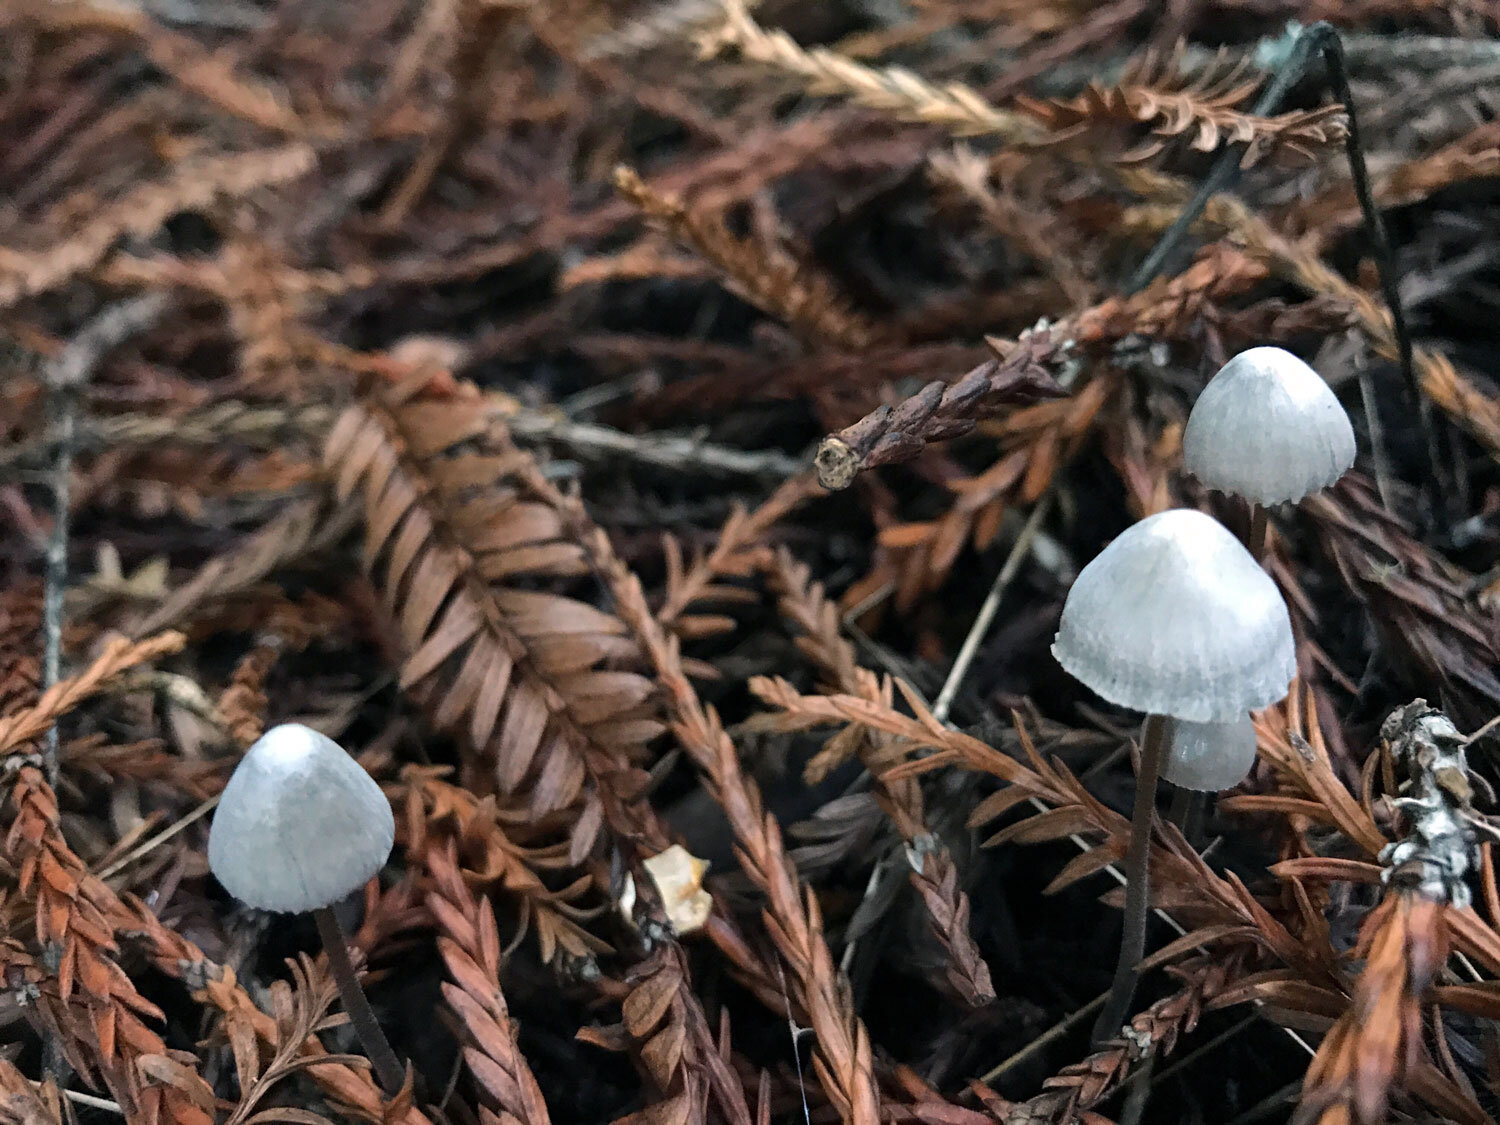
[1051,509,1295,721]
[1182,346,1355,505]
[1163,716,1258,791]
[208,723,395,913]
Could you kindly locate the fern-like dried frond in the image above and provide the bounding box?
[579,943,754,1125]
[2,764,216,1125]
[1297,896,1469,1125]
[615,166,882,352]
[125,886,435,1125]
[698,0,1040,143]
[0,145,315,308]
[421,838,552,1125]
[402,769,611,967]
[997,955,1244,1122]
[1021,46,1348,166]
[323,387,664,870]
[0,1059,63,1125]
[761,548,995,1007]
[657,471,822,641]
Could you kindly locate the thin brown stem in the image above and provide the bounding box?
[312,906,407,1097]
[1091,713,1171,1046]
[1247,502,1268,562]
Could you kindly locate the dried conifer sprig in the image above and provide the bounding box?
[402,769,610,967]
[698,0,1041,143]
[657,472,823,638]
[761,549,994,1006]
[1293,703,1494,1125]
[420,837,552,1125]
[1304,477,1500,723]
[998,955,1242,1123]
[3,764,214,1125]
[0,144,315,308]
[335,384,784,1120]
[555,511,881,1125]
[580,944,753,1125]
[1296,895,1469,1125]
[323,387,665,876]
[614,166,881,352]
[123,884,435,1125]
[1022,45,1348,166]
[749,678,1335,980]
[815,331,1070,489]
[0,632,186,755]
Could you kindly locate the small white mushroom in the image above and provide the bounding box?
[209,723,394,913]
[1052,507,1295,1043]
[1183,346,1355,507]
[208,723,405,1094]
[1163,716,1258,792]
[1051,508,1296,724]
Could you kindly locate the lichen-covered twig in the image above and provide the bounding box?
[1296,700,1492,1125]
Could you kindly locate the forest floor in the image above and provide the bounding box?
[5,2,1500,1124]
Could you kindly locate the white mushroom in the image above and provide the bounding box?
[1051,508,1296,724]
[1183,346,1356,559]
[1184,346,1355,506]
[1051,507,1295,1045]
[209,723,394,913]
[209,724,405,1094]
[1163,716,1258,792]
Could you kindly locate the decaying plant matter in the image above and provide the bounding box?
[9,4,1500,1125]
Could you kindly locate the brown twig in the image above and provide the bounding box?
[814,331,1068,489]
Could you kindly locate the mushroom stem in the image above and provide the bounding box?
[1247,502,1268,563]
[1091,713,1171,1046]
[313,906,407,1096]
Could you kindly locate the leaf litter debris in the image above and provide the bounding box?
[6,3,1500,1125]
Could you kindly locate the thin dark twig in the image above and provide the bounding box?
[39,293,171,778]
[1315,26,1448,520]
[1127,23,1445,517]
[41,395,73,781]
[1126,28,1325,294]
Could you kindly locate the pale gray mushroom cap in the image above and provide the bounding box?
[1051,509,1295,722]
[1182,346,1356,506]
[1163,716,1258,791]
[208,723,395,913]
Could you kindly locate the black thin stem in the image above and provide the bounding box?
[1316,26,1448,518]
[1092,713,1170,1047]
[312,906,406,1097]
[1126,29,1324,295]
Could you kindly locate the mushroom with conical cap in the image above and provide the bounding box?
[1051,508,1294,1046]
[1164,716,1258,792]
[1182,346,1355,558]
[209,722,394,912]
[209,723,406,1094]
[1052,508,1296,723]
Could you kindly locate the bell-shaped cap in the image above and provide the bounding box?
[1051,509,1295,722]
[209,723,395,913]
[1163,716,1258,791]
[1183,346,1355,505]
